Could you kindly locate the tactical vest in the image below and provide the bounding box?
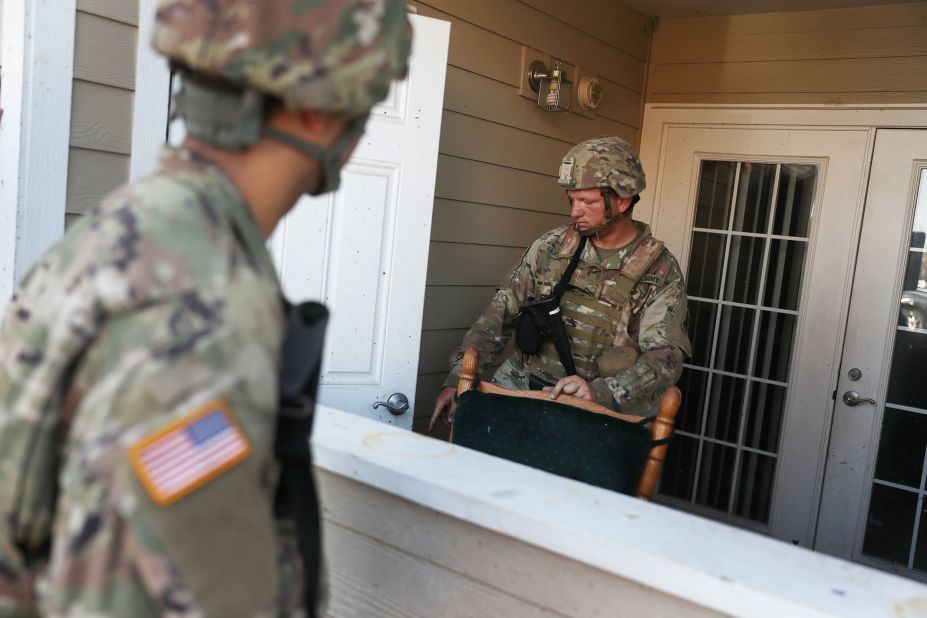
[524,231,665,382]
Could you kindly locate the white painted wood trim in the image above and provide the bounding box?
[637,103,927,225]
[0,0,77,310]
[312,405,927,618]
[129,0,171,180]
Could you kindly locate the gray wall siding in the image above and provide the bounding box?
[66,0,138,228]
[410,0,653,433]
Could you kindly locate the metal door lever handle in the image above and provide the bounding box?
[373,392,409,415]
[842,391,876,407]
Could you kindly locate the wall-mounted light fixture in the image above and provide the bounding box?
[527,59,572,112]
[576,76,604,112]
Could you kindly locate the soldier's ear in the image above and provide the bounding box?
[297,109,351,143]
[612,195,633,214]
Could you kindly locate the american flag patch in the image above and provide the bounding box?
[128,400,251,506]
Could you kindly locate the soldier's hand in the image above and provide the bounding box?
[545,375,594,401]
[429,387,458,432]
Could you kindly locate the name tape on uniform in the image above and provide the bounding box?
[128,400,251,506]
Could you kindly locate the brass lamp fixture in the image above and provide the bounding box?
[527,59,572,112]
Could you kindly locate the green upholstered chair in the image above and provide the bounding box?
[450,347,681,500]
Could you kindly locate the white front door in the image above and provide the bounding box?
[646,125,873,547]
[817,129,927,578]
[268,15,449,428]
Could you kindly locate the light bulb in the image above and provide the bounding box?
[545,82,559,107]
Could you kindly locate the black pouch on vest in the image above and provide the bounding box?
[514,235,586,370]
[514,307,544,355]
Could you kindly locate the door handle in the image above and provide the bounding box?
[373,392,409,415]
[842,391,876,407]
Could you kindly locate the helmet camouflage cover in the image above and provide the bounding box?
[152,0,412,117]
[557,136,646,197]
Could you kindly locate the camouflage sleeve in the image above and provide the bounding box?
[442,239,542,388]
[592,263,692,413]
[35,287,298,618]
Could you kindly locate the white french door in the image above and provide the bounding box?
[647,125,873,547]
[817,129,927,578]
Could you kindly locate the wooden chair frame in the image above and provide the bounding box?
[453,347,681,500]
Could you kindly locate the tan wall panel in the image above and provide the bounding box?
[73,11,137,90]
[655,2,927,38]
[653,26,927,64]
[593,80,644,127]
[70,80,133,154]
[418,0,645,92]
[518,0,652,61]
[426,242,525,286]
[432,199,568,246]
[412,3,520,86]
[445,65,638,142]
[651,56,927,96]
[439,111,569,176]
[418,328,469,374]
[66,148,129,215]
[435,155,562,214]
[647,4,927,105]
[650,91,927,105]
[422,285,499,330]
[77,0,138,25]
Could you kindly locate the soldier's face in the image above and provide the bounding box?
[568,189,608,231]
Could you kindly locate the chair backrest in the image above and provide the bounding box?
[451,347,681,500]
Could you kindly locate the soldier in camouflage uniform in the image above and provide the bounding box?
[0,1,410,616]
[430,137,691,430]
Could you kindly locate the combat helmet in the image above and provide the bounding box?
[152,0,412,193]
[557,136,645,236]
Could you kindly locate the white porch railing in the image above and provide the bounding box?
[312,406,927,617]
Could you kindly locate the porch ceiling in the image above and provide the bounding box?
[625,0,925,18]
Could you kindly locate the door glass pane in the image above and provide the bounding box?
[704,375,746,443]
[862,168,927,573]
[676,368,709,435]
[687,232,725,299]
[773,164,816,237]
[695,442,737,511]
[661,434,700,502]
[714,305,754,374]
[764,240,807,311]
[734,452,776,523]
[694,160,737,230]
[688,301,717,368]
[732,163,775,233]
[744,381,787,453]
[862,484,918,566]
[661,160,818,527]
[724,236,765,304]
[754,311,796,383]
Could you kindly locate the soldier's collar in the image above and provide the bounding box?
[156,146,279,282]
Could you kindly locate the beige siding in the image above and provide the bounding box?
[647,2,927,105]
[66,0,138,227]
[411,0,652,427]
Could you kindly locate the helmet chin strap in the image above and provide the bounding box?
[263,114,369,195]
[574,188,624,238]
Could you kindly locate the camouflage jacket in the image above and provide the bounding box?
[445,223,691,414]
[0,148,300,617]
